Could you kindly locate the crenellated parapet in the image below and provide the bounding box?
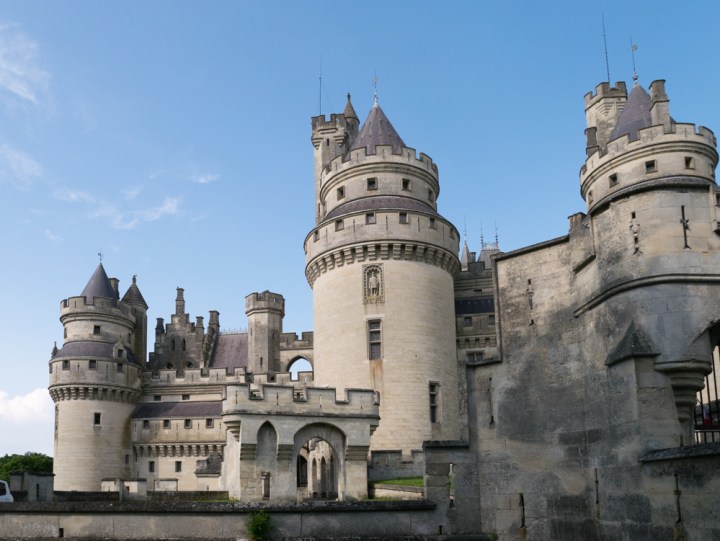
[49,385,141,404]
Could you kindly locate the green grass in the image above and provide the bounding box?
[373,477,424,487]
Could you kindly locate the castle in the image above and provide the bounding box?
[47,79,720,538]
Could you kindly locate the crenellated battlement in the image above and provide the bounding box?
[281,331,313,348]
[311,112,352,133]
[245,290,285,315]
[223,383,379,417]
[584,81,628,107]
[143,365,248,386]
[321,144,438,182]
[61,295,136,320]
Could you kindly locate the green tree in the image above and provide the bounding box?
[0,452,53,482]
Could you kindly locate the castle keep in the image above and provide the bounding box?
[47,79,720,539]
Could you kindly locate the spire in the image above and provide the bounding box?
[350,103,406,155]
[608,84,652,142]
[122,274,148,309]
[80,264,116,304]
[343,93,358,121]
[460,241,472,271]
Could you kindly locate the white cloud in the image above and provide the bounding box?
[44,229,60,241]
[90,196,181,230]
[122,187,142,200]
[0,388,53,424]
[137,197,180,221]
[0,144,42,189]
[0,22,50,106]
[54,187,95,203]
[192,173,219,184]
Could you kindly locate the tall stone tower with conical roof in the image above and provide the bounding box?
[306,96,460,468]
[49,264,147,491]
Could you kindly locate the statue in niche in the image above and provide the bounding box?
[364,265,384,303]
[629,216,641,254]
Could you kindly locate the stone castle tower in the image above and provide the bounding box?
[48,265,148,491]
[306,95,460,458]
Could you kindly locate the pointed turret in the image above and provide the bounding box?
[350,102,406,155]
[81,264,116,304]
[122,275,148,309]
[122,275,149,366]
[460,241,473,271]
[609,84,652,142]
[343,92,358,122]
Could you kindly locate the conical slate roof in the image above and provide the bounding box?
[609,84,652,142]
[343,93,358,121]
[350,102,406,154]
[460,241,472,269]
[80,264,116,304]
[122,275,148,309]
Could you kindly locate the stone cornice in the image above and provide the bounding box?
[49,385,141,404]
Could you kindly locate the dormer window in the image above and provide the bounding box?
[367,177,378,190]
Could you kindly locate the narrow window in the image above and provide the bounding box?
[94,412,101,425]
[154,395,161,402]
[93,325,101,335]
[148,461,155,473]
[367,177,378,190]
[182,394,190,401]
[428,189,434,202]
[125,454,130,465]
[685,156,695,169]
[337,186,345,200]
[64,328,67,339]
[62,360,69,370]
[142,420,150,430]
[715,193,720,207]
[588,190,594,205]
[335,219,344,231]
[609,173,618,187]
[116,363,123,372]
[175,461,182,473]
[645,160,657,173]
[206,418,214,428]
[163,420,170,429]
[89,360,97,369]
[429,217,436,229]
[368,320,382,360]
[429,382,440,423]
[463,316,472,327]
[184,419,192,429]
[366,213,376,224]
[402,178,411,191]
[182,339,186,351]
[399,212,408,224]
[313,230,319,242]
[489,314,496,326]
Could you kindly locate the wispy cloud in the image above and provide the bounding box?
[44,229,60,241]
[90,196,182,230]
[192,173,219,184]
[122,187,142,200]
[0,388,53,424]
[0,22,50,106]
[0,143,42,189]
[54,187,95,203]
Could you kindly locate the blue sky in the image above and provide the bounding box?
[2,1,719,456]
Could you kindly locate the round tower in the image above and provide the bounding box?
[581,79,720,438]
[49,264,146,491]
[306,97,460,458]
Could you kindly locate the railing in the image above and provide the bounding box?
[694,346,720,443]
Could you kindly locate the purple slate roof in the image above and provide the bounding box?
[53,340,140,364]
[325,195,440,221]
[350,103,406,155]
[80,264,117,304]
[133,401,222,419]
[121,276,148,309]
[210,333,248,372]
[609,84,653,142]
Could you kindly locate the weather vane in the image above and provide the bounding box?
[373,73,379,105]
[630,38,638,83]
[98,251,103,263]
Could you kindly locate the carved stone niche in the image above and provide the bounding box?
[363,264,384,304]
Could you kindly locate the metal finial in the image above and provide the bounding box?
[132,274,137,285]
[480,225,485,248]
[373,73,379,105]
[494,222,499,247]
[602,14,611,83]
[630,38,638,84]
[98,251,103,263]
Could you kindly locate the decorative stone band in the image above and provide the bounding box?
[49,385,141,404]
[306,241,459,287]
[277,444,294,461]
[239,443,257,461]
[133,443,224,458]
[345,445,370,461]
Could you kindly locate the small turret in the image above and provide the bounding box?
[245,291,285,375]
[122,275,149,365]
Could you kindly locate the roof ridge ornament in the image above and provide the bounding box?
[373,73,379,106]
[630,38,639,85]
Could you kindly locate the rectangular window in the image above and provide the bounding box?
[716,193,720,207]
[337,186,345,199]
[488,314,496,326]
[366,213,376,224]
[399,212,408,224]
[116,363,123,372]
[175,461,182,473]
[368,320,382,360]
[429,382,439,423]
[685,156,695,169]
[402,178,411,191]
[93,325,101,335]
[206,418,214,428]
[184,419,192,429]
[142,420,150,430]
[428,189,434,202]
[429,218,436,229]
[62,360,69,370]
[94,412,101,425]
[154,395,161,402]
[163,419,170,429]
[148,461,155,473]
[467,352,484,362]
[609,173,618,187]
[335,219,344,231]
[313,230,319,242]
[182,394,190,401]
[463,316,472,327]
[125,454,130,465]
[367,177,377,190]
[645,160,657,173]
[88,359,97,369]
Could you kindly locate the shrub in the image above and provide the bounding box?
[247,509,272,541]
